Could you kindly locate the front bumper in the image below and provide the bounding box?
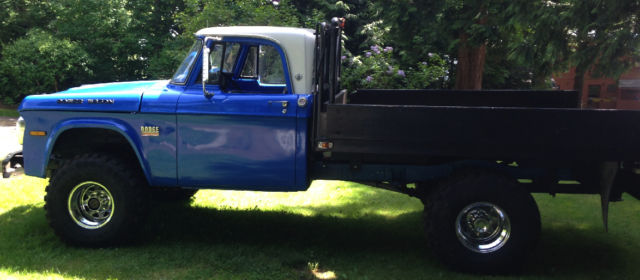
[2,151,23,178]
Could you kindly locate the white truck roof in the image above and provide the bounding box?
[196,26,316,94]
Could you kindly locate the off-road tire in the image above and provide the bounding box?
[423,171,540,274]
[44,153,149,246]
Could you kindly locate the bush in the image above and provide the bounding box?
[0,29,90,104]
[341,45,448,92]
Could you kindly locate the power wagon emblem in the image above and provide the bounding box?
[140,126,159,137]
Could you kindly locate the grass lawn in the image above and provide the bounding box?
[2,175,640,279]
[0,108,19,118]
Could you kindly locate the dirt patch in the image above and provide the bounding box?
[0,118,23,178]
[0,116,18,126]
[0,119,22,157]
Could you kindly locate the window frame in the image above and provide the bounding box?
[240,45,259,79]
[257,44,287,86]
[170,39,203,86]
[198,36,292,94]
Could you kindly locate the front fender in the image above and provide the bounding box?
[24,116,151,184]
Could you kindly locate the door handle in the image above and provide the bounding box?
[268,100,288,108]
[269,100,289,114]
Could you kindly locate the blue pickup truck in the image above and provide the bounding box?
[7,19,640,273]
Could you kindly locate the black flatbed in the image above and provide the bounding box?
[317,89,640,163]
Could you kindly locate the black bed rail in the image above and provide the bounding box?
[312,17,344,148]
[313,17,344,111]
[350,89,580,108]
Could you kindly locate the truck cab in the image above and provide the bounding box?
[171,27,316,190]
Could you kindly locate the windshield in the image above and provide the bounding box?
[171,40,202,84]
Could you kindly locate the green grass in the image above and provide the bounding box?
[2,176,640,279]
[0,108,19,118]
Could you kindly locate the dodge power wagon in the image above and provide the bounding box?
[8,18,640,273]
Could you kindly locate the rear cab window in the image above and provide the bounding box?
[241,45,286,85]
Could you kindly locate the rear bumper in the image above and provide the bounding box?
[2,151,23,178]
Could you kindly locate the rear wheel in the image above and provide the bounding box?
[423,172,540,273]
[45,154,149,246]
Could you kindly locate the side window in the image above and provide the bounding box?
[241,46,258,78]
[205,44,224,85]
[223,43,240,73]
[206,42,240,84]
[259,45,285,84]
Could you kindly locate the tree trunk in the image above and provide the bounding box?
[573,65,586,108]
[573,38,589,108]
[454,10,488,90]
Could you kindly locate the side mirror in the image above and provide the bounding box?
[202,45,213,97]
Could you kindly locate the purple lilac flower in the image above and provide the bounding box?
[370,45,380,54]
[365,76,373,82]
[428,52,434,57]
[365,51,372,57]
[421,61,428,65]
[341,55,346,61]
[383,46,393,53]
[386,65,394,74]
[397,70,405,77]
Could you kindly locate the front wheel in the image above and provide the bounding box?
[45,154,149,246]
[423,172,540,274]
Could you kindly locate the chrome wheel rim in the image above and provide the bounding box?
[68,181,114,229]
[455,202,511,253]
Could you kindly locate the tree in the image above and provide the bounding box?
[51,0,140,82]
[566,0,640,105]
[145,0,301,80]
[374,0,527,89]
[510,0,640,104]
[0,0,55,50]
[0,29,90,104]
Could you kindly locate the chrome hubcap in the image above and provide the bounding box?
[68,181,114,229]
[455,202,511,253]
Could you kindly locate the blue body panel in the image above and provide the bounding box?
[176,86,310,190]
[19,80,166,112]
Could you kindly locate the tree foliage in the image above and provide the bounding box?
[0,0,637,104]
[0,29,90,104]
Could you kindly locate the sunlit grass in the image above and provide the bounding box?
[192,180,423,218]
[2,175,640,279]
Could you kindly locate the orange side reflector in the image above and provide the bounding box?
[29,131,47,136]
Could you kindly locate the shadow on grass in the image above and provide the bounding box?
[146,201,425,251]
[0,200,636,279]
[0,202,437,279]
[526,226,634,278]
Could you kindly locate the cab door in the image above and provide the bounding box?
[177,40,299,190]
